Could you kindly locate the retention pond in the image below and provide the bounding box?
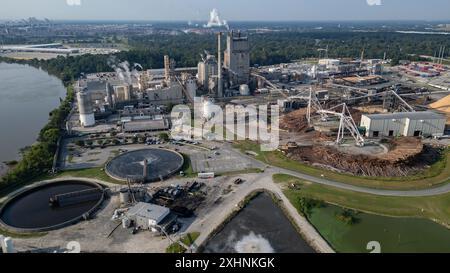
[203,192,315,253]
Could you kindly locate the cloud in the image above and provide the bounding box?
[66,0,81,6]
[366,0,382,6]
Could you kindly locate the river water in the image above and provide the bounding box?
[0,63,66,176]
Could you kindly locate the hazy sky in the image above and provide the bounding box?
[1,0,450,21]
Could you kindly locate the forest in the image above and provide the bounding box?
[1,31,448,84]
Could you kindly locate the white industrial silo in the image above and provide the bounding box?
[77,89,95,127]
[203,97,216,120]
[239,84,250,96]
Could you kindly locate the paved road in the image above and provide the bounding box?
[270,167,450,197]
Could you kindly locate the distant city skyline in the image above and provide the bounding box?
[1,0,450,22]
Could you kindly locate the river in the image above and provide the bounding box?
[0,63,66,177]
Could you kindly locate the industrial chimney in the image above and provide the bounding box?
[217,32,223,98]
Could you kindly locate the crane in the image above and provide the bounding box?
[306,87,327,125]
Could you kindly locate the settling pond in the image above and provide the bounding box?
[203,193,315,253]
[309,205,450,253]
[0,180,104,232]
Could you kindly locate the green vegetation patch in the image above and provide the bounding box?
[55,167,124,185]
[273,173,450,227]
[166,232,200,253]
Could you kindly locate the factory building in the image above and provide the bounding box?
[224,31,250,85]
[125,202,174,232]
[77,88,95,127]
[122,118,170,133]
[360,111,446,138]
[113,85,132,102]
[146,82,184,105]
[198,54,218,88]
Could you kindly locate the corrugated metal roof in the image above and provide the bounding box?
[363,111,445,121]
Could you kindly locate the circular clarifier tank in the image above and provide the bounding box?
[0,180,105,233]
[105,148,184,182]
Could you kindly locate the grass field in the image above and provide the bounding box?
[235,141,450,190]
[166,232,200,253]
[273,174,450,228]
[54,167,125,184]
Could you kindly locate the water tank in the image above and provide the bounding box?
[239,84,250,96]
[119,188,131,204]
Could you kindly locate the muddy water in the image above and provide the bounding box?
[203,193,315,253]
[0,63,66,177]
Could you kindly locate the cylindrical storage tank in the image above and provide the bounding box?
[77,90,93,115]
[77,90,95,127]
[203,98,215,119]
[3,237,15,253]
[239,84,250,96]
[119,188,131,204]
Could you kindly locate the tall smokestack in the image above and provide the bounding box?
[164,55,170,81]
[217,32,223,98]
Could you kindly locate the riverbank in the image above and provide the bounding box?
[0,62,73,192]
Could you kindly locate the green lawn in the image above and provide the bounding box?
[235,141,450,190]
[180,153,197,178]
[273,174,450,228]
[54,167,125,184]
[166,232,200,253]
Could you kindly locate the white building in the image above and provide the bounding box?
[125,202,171,231]
[360,111,446,138]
